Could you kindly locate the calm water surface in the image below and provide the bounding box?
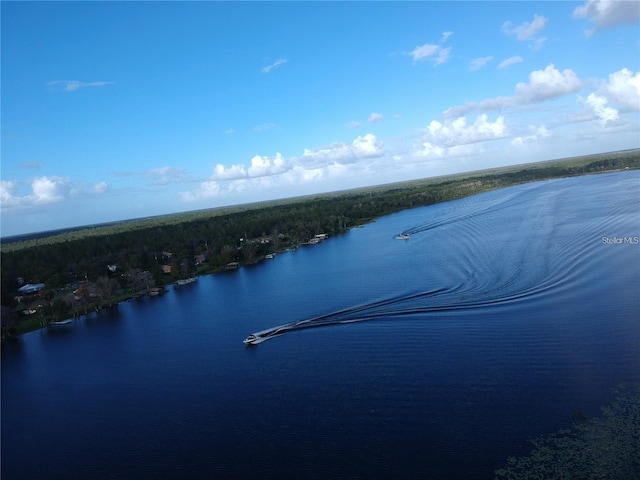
[2,171,639,479]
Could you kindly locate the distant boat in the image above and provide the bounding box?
[50,319,74,326]
[396,233,411,240]
[176,277,197,286]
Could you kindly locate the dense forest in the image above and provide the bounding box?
[2,149,638,337]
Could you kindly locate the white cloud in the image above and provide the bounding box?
[46,80,114,92]
[574,0,640,34]
[569,68,638,127]
[410,43,440,62]
[93,181,109,194]
[408,33,452,65]
[498,56,523,69]
[1,176,71,210]
[180,181,221,202]
[514,64,582,102]
[444,64,582,117]
[502,14,548,41]
[302,134,384,167]
[421,114,508,155]
[436,47,452,65]
[261,58,288,73]
[584,93,619,125]
[346,120,361,128]
[213,163,247,180]
[0,181,18,207]
[31,176,70,204]
[511,125,552,146]
[224,128,236,135]
[248,153,288,177]
[601,68,640,111]
[368,112,384,123]
[183,134,386,202]
[470,56,493,71]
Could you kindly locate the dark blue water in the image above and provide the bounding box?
[2,171,639,479]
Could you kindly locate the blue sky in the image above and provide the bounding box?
[2,1,639,237]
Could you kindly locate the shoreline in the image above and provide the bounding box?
[3,157,639,339]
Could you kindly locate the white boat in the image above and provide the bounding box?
[176,277,197,285]
[397,233,411,240]
[243,334,266,345]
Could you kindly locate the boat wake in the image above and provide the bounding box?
[244,173,639,346]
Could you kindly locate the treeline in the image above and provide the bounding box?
[1,149,638,336]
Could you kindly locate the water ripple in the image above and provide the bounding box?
[247,173,639,344]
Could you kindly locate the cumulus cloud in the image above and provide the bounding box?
[368,112,384,123]
[498,56,523,69]
[213,163,247,180]
[573,0,640,34]
[346,120,361,128]
[1,176,71,209]
[183,134,386,202]
[444,64,582,117]
[261,58,288,73]
[470,56,493,71]
[46,80,114,92]
[301,134,384,167]
[584,93,619,125]
[515,64,582,102]
[247,153,288,177]
[421,115,508,153]
[601,68,640,111]
[572,68,640,126]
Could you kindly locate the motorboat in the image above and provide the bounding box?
[397,233,411,240]
[243,334,266,346]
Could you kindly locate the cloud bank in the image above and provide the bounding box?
[182,134,385,202]
[444,64,582,117]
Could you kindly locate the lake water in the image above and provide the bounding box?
[2,171,639,479]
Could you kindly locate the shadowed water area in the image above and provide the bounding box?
[2,171,639,479]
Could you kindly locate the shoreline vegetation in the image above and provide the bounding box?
[1,148,639,338]
[494,383,640,479]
